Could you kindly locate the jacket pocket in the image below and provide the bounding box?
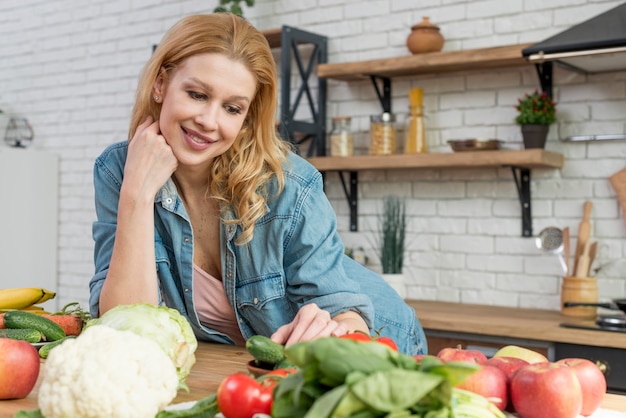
[236,273,286,310]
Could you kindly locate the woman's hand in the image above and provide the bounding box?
[270,304,368,346]
[123,116,178,199]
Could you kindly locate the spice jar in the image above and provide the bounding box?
[329,116,354,157]
[370,112,397,155]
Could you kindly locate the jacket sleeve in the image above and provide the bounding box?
[281,168,375,330]
[88,143,126,318]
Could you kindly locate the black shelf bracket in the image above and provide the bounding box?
[370,75,392,113]
[510,166,532,237]
[336,171,358,231]
[534,61,554,97]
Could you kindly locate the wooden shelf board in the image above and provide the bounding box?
[262,28,282,49]
[307,149,564,171]
[317,43,534,81]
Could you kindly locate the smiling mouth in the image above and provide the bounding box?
[183,127,215,144]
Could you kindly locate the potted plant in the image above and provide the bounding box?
[213,0,255,17]
[378,196,407,298]
[515,89,556,149]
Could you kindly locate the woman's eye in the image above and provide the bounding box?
[225,105,242,115]
[188,91,207,100]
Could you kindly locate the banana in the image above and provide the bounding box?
[0,288,56,310]
[22,305,51,315]
[35,288,56,304]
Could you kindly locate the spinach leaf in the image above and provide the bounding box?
[351,369,444,412]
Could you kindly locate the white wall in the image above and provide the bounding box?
[0,0,624,312]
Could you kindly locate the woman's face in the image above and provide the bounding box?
[154,53,257,169]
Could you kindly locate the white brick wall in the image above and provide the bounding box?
[1,0,625,312]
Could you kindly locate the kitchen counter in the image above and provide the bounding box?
[406,300,626,349]
[1,342,625,416]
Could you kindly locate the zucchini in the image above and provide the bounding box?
[0,328,43,343]
[246,335,285,366]
[3,310,66,341]
[38,336,75,359]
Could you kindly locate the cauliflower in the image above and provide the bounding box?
[38,325,179,418]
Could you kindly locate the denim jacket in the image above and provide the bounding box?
[90,141,427,355]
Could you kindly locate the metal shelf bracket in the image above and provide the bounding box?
[511,166,532,237]
[534,61,554,97]
[337,171,358,231]
[370,75,392,113]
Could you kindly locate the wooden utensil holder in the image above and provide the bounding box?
[561,276,598,318]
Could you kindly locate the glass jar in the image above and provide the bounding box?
[370,112,397,155]
[329,116,354,156]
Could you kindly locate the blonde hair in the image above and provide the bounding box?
[129,13,291,245]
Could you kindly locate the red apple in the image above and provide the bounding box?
[484,356,529,411]
[511,362,582,418]
[456,364,508,411]
[0,338,40,399]
[437,346,487,364]
[556,358,607,416]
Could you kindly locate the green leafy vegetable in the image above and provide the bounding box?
[86,303,198,389]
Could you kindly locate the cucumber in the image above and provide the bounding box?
[38,336,75,359]
[3,311,66,341]
[0,328,43,343]
[246,335,285,366]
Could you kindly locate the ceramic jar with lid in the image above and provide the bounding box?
[406,17,445,54]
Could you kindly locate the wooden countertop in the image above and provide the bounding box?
[406,300,626,349]
[1,342,625,415]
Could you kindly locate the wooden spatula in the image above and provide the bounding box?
[575,241,591,278]
[588,241,598,276]
[574,201,592,276]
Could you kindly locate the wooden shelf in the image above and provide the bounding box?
[308,149,564,172]
[309,149,564,235]
[317,43,533,81]
[262,28,282,49]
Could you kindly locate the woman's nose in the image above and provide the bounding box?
[195,105,219,131]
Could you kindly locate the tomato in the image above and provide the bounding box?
[217,373,272,418]
[375,336,399,351]
[259,368,298,391]
[217,368,297,418]
[338,331,372,343]
[339,331,399,351]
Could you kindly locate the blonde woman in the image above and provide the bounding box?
[89,13,426,355]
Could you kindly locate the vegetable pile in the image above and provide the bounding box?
[0,302,88,349]
[155,335,505,418]
[12,304,199,418]
[267,337,504,417]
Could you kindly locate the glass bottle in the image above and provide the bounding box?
[369,112,397,155]
[329,116,354,157]
[404,105,426,153]
[405,87,427,153]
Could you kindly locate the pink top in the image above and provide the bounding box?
[193,264,246,346]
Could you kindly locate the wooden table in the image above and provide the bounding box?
[1,342,625,416]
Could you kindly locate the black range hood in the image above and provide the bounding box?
[522,2,626,74]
